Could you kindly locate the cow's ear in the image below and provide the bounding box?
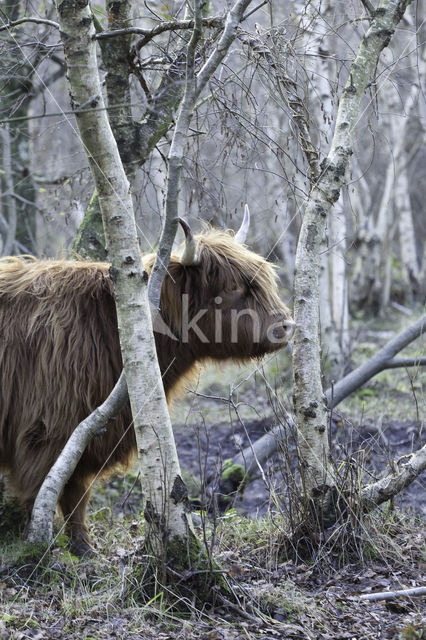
[234,204,250,244]
[178,218,199,265]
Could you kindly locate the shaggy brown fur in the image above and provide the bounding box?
[0,230,293,554]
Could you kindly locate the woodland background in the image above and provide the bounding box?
[0,0,425,638]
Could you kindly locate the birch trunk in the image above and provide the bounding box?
[55,0,194,566]
[396,160,419,300]
[372,40,421,310]
[329,201,350,368]
[299,2,350,379]
[292,0,412,523]
[0,127,17,256]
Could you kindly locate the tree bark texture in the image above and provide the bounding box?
[292,0,412,512]
[54,0,193,553]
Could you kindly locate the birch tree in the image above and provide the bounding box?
[25,0,256,604]
[291,0,414,524]
[52,0,204,595]
[298,1,350,380]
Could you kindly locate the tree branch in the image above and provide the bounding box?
[326,315,425,407]
[147,0,203,312]
[219,315,425,498]
[147,0,254,311]
[97,15,224,49]
[361,444,426,510]
[0,17,59,31]
[26,374,128,545]
[383,357,426,369]
[240,34,319,180]
[359,0,376,16]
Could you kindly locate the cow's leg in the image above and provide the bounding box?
[59,475,94,556]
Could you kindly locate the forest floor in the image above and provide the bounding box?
[0,310,425,639]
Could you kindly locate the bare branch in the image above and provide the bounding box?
[241,0,269,22]
[110,15,225,52]
[326,315,425,408]
[148,0,203,311]
[27,374,128,545]
[240,34,319,180]
[0,101,133,126]
[148,0,253,310]
[0,17,59,31]
[361,444,426,509]
[359,586,426,601]
[196,0,253,97]
[383,357,426,369]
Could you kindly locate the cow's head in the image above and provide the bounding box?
[147,207,294,360]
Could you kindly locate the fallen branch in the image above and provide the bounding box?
[360,444,426,509]
[358,586,426,601]
[326,315,425,407]
[217,315,425,499]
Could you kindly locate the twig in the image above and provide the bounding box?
[241,0,269,22]
[0,101,133,126]
[120,471,141,508]
[111,15,225,52]
[240,34,319,180]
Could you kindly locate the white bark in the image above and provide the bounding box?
[329,204,349,362]
[292,0,413,511]
[27,374,128,544]
[320,200,350,382]
[396,160,419,298]
[51,0,192,550]
[0,127,17,256]
[374,41,421,308]
[299,2,350,380]
[361,444,426,509]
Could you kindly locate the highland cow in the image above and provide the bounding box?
[0,217,294,555]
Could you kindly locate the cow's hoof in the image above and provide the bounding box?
[69,538,96,558]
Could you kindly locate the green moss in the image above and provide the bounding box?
[219,459,251,503]
[71,191,107,261]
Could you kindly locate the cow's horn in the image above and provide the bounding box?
[234,204,250,244]
[178,218,199,265]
